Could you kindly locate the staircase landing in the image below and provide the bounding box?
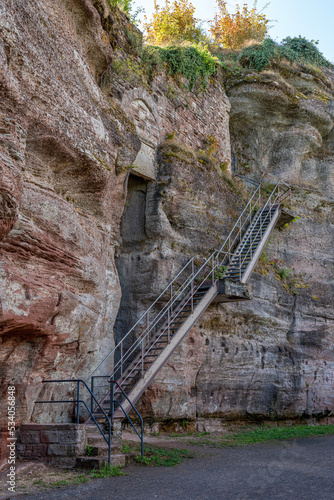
[214,279,252,303]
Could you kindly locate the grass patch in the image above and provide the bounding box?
[187,425,334,448]
[135,445,193,466]
[90,463,126,478]
[123,441,193,466]
[33,475,90,489]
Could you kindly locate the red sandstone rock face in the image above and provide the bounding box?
[0,0,232,465]
[0,0,142,464]
[1,0,333,467]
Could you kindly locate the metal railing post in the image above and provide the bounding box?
[141,341,144,376]
[167,308,170,343]
[147,312,149,339]
[141,418,144,458]
[110,380,114,424]
[108,422,111,467]
[212,254,215,283]
[120,341,123,376]
[90,377,94,414]
[77,380,80,425]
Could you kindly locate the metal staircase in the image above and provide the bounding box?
[87,180,292,423]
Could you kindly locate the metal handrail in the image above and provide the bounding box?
[87,179,291,416]
[35,379,112,466]
[103,253,216,389]
[89,377,144,458]
[88,184,263,387]
[88,257,195,381]
[109,380,144,458]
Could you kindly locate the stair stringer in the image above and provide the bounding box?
[113,283,218,418]
[241,206,281,283]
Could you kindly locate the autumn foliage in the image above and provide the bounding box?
[143,0,204,46]
[209,0,269,49]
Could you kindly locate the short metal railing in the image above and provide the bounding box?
[35,379,112,466]
[89,376,144,458]
[86,179,291,413]
[110,380,144,458]
[35,378,144,464]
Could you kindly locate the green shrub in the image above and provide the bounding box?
[145,45,217,89]
[236,36,333,73]
[108,0,133,16]
[280,36,332,67]
[238,38,277,71]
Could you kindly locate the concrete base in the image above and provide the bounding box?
[213,278,252,303]
[277,207,295,228]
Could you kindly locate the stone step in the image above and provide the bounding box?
[86,426,101,435]
[87,436,121,453]
[76,453,127,470]
[89,444,122,456]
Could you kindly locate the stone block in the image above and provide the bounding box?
[61,430,78,444]
[40,430,59,444]
[32,444,48,457]
[17,444,32,458]
[20,431,40,444]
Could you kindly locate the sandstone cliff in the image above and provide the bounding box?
[137,63,334,430]
[0,0,333,463]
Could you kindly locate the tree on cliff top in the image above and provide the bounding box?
[209,0,269,49]
[143,0,205,46]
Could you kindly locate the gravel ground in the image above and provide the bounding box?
[1,434,334,500]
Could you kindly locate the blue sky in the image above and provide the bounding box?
[133,0,334,62]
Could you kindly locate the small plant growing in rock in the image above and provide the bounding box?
[214,265,227,279]
[85,445,95,456]
[166,131,176,140]
[277,267,292,280]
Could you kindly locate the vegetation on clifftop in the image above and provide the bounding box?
[108,0,333,91]
[142,44,217,89]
